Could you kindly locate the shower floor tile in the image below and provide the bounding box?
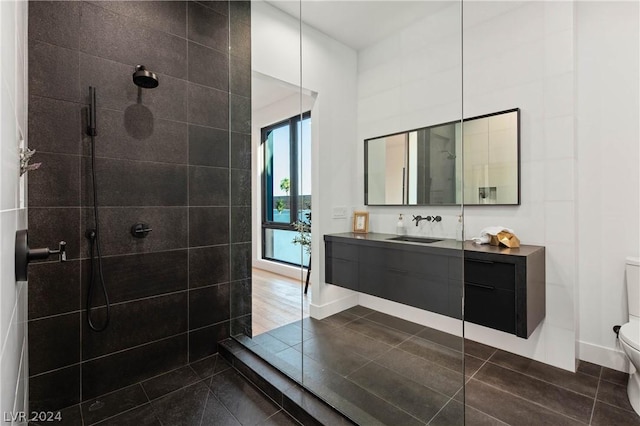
[31,354,298,426]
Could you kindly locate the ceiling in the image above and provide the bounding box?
[265,1,453,50]
[252,72,300,111]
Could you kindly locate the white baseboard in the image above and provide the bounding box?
[309,293,359,320]
[578,340,631,373]
[253,259,307,281]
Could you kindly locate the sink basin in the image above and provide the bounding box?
[387,236,443,244]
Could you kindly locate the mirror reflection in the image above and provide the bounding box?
[463,109,520,205]
[365,108,520,206]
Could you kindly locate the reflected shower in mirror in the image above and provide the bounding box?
[463,109,520,205]
[365,108,520,206]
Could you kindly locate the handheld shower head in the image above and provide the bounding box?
[133,65,159,89]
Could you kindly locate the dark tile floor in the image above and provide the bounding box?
[31,355,300,426]
[32,306,640,426]
[236,306,640,426]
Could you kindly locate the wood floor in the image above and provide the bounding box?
[252,268,310,336]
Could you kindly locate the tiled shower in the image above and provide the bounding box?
[26,0,252,413]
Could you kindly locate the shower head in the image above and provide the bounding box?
[132,65,159,89]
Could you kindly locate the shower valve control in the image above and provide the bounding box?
[131,223,152,238]
[14,230,66,281]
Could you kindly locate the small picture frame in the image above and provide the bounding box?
[353,211,369,234]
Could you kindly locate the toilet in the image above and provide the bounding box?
[620,256,640,415]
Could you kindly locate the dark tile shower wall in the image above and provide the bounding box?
[27,0,251,412]
[228,0,253,338]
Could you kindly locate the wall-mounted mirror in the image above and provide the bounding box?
[365,108,520,206]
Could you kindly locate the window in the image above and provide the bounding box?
[262,112,311,267]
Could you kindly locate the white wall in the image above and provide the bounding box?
[357,2,464,241]
[252,1,360,317]
[462,1,578,371]
[575,1,640,372]
[0,0,29,423]
[357,1,579,371]
[252,0,640,373]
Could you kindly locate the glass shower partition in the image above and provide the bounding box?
[231,1,465,424]
[229,0,307,385]
[298,1,465,424]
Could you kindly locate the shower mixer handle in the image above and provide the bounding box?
[27,241,66,262]
[48,241,67,262]
[134,227,153,234]
[14,230,67,281]
[131,223,152,238]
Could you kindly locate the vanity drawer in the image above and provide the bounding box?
[465,282,515,334]
[390,271,449,315]
[360,245,449,279]
[464,258,515,291]
[359,245,393,266]
[326,242,358,261]
[325,257,358,291]
[359,264,450,315]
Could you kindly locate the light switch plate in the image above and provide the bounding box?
[332,206,347,219]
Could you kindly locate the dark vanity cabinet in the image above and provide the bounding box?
[464,243,545,338]
[358,244,461,318]
[324,234,463,319]
[324,233,545,339]
[325,242,359,291]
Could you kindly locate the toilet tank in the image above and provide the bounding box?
[627,257,640,318]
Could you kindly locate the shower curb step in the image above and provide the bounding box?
[219,339,354,426]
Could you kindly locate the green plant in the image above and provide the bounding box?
[292,210,311,255]
[279,177,290,194]
[276,177,290,213]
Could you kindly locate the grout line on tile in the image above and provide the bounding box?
[342,318,414,349]
[340,374,429,425]
[344,357,378,379]
[483,356,600,399]
[197,387,210,426]
[89,402,152,426]
[78,403,85,426]
[391,340,465,377]
[485,346,498,361]
[465,353,491,384]
[371,356,461,404]
[468,378,593,425]
[29,91,237,134]
[596,399,640,415]
[77,332,188,365]
[138,381,152,404]
[207,382,243,426]
[425,396,456,425]
[222,364,282,413]
[589,365,603,426]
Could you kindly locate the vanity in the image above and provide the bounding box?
[324,233,545,338]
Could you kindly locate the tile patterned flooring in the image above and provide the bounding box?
[33,306,640,425]
[238,306,640,426]
[30,355,299,426]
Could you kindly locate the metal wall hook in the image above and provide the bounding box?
[15,229,66,281]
